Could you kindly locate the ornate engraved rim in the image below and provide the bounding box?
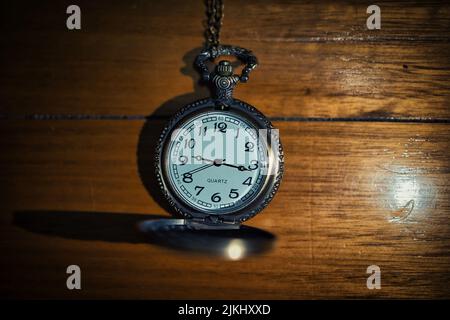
[154,98,284,225]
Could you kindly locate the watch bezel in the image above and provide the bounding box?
[154,98,284,224]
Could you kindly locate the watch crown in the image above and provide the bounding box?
[216,60,233,76]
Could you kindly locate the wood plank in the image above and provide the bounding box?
[1,1,450,119]
[1,120,449,298]
[222,0,450,42]
[4,1,450,40]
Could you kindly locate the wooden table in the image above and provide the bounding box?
[1,0,449,299]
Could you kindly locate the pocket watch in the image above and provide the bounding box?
[154,0,284,229]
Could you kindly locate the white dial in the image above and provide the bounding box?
[164,111,268,214]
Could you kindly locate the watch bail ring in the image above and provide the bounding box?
[194,44,258,83]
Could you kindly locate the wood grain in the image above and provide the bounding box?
[1,120,449,299]
[1,0,450,119]
[1,0,449,300]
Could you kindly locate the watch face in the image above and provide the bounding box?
[156,98,283,223]
[164,110,267,214]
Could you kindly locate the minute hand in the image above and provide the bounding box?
[183,164,214,176]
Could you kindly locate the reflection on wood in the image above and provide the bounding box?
[1,121,449,298]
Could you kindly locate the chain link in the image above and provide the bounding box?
[204,0,224,49]
[197,0,258,83]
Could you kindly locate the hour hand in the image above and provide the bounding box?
[222,161,259,171]
[222,163,248,171]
